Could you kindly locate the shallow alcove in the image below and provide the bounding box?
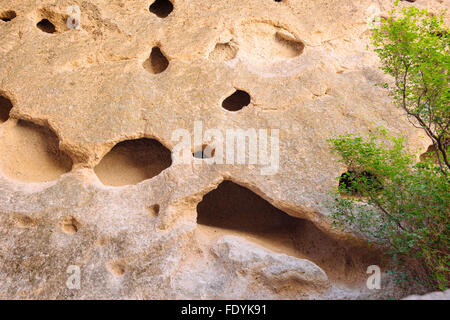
[0,10,16,22]
[221,90,251,111]
[193,144,215,159]
[196,180,382,284]
[0,95,13,123]
[143,47,169,74]
[94,138,172,186]
[209,42,238,62]
[149,0,174,18]
[0,120,73,182]
[37,19,56,33]
[239,22,304,61]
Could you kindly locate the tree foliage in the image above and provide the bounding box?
[328,129,449,290]
[327,3,449,290]
[371,2,449,174]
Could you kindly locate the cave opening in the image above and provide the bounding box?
[196,180,381,284]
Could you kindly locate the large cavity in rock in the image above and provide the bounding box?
[0,120,73,182]
[94,138,172,186]
[196,180,381,284]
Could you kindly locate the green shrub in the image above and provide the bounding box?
[371,2,449,174]
[326,2,449,290]
[328,129,449,290]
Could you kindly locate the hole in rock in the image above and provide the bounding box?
[143,47,169,74]
[222,90,251,112]
[193,144,215,159]
[61,215,80,235]
[94,138,172,186]
[239,22,304,61]
[37,19,56,33]
[209,42,238,62]
[196,180,381,284]
[0,95,13,123]
[0,120,73,182]
[148,204,160,217]
[338,171,382,196]
[0,10,16,22]
[149,0,173,18]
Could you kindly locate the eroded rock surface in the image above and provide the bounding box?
[0,0,447,299]
[213,236,329,290]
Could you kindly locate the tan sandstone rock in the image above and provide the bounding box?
[0,0,447,299]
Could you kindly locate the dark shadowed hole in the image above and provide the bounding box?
[143,47,169,74]
[94,138,172,186]
[196,180,382,283]
[222,90,251,112]
[148,204,160,217]
[0,95,13,123]
[0,10,17,22]
[37,19,56,33]
[197,180,295,233]
[193,144,215,159]
[338,171,382,196]
[149,0,173,18]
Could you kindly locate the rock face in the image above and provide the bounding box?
[0,0,447,299]
[213,236,330,293]
[403,289,450,300]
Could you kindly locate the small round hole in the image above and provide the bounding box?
[193,145,215,159]
[149,0,173,18]
[222,90,251,112]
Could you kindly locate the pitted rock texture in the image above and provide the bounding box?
[0,0,447,299]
